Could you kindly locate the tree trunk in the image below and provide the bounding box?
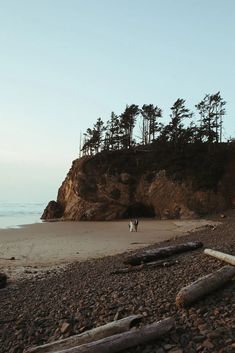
[204,249,235,266]
[24,315,142,353]
[52,318,174,353]
[124,241,203,266]
[176,265,235,308]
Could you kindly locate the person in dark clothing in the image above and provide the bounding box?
[134,218,139,232]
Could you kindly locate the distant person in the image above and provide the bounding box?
[129,219,134,232]
[134,218,139,232]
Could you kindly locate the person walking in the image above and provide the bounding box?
[129,219,134,232]
[134,218,139,232]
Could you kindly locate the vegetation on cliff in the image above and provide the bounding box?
[81,92,227,156]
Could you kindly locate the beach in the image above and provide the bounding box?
[0,213,234,353]
[0,218,217,278]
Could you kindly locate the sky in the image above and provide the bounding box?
[0,0,234,203]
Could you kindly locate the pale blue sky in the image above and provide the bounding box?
[0,0,234,202]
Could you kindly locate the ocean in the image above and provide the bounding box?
[0,202,46,229]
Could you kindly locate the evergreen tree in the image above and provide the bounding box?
[82,127,95,155]
[141,104,162,143]
[119,104,139,149]
[195,92,226,143]
[105,112,121,150]
[81,118,105,155]
[168,99,193,144]
[92,117,105,153]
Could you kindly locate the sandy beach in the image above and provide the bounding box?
[0,218,217,278]
[0,214,234,353]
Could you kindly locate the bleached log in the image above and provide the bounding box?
[204,249,235,266]
[111,259,178,275]
[124,241,203,266]
[176,265,235,308]
[52,318,174,353]
[24,315,142,353]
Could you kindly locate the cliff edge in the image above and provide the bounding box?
[41,143,235,221]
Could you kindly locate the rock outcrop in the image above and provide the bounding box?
[42,144,235,221]
[41,200,64,220]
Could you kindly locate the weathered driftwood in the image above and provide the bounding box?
[111,259,178,275]
[24,315,142,353]
[52,318,174,353]
[124,241,203,266]
[204,249,235,266]
[176,265,235,308]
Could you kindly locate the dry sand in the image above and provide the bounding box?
[0,218,217,278]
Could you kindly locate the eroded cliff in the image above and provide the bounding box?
[42,143,235,220]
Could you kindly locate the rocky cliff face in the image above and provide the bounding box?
[41,144,235,221]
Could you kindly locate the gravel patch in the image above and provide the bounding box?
[0,213,234,353]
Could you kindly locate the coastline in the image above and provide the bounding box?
[0,218,218,280]
[0,213,234,353]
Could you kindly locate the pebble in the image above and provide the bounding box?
[60,322,71,334]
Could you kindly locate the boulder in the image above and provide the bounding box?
[41,200,64,220]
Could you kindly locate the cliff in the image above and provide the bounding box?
[42,143,235,221]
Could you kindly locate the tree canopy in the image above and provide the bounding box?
[81,92,227,156]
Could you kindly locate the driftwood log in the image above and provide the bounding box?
[51,318,174,353]
[24,315,142,353]
[111,259,178,275]
[124,241,203,266]
[204,249,235,266]
[176,265,235,308]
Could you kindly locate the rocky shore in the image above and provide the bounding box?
[0,213,234,353]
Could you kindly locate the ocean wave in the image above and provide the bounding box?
[0,202,46,226]
[0,202,46,217]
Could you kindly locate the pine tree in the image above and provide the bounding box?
[105,112,121,150]
[168,99,193,144]
[141,104,162,143]
[92,117,105,153]
[119,104,139,149]
[195,92,226,143]
[82,128,95,155]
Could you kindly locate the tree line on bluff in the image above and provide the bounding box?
[81,92,227,156]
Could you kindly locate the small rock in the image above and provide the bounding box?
[168,349,183,353]
[163,344,175,351]
[60,322,71,334]
[202,339,214,349]
[154,348,165,353]
[207,331,220,338]
[114,311,119,320]
[193,335,206,343]
[198,324,208,332]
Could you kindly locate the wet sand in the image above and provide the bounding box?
[0,219,217,278]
